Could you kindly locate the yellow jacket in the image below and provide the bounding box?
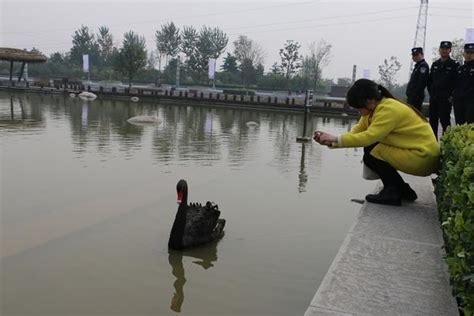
[337,97,440,176]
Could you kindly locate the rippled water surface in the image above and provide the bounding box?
[1,92,372,315]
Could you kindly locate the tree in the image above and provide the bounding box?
[147,50,158,70]
[221,53,238,73]
[279,40,302,90]
[180,26,198,61]
[450,38,465,64]
[192,26,229,81]
[255,64,264,77]
[194,26,214,79]
[49,52,65,64]
[161,57,185,84]
[179,25,199,79]
[232,35,264,87]
[69,25,99,67]
[209,27,228,59]
[233,35,265,66]
[301,40,332,90]
[155,22,181,68]
[97,26,114,67]
[240,58,256,87]
[113,31,147,88]
[270,62,282,75]
[378,56,402,91]
[337,77,352,86]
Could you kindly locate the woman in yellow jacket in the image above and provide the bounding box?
[314,79,440,206]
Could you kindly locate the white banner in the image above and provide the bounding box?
[466,28,474,44]
[82,54,89,72]
[362,69,370,79]
[208,58,216,80]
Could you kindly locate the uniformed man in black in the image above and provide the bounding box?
[453,43,474,124]
[406,47,430,111]
[428,41,459,138]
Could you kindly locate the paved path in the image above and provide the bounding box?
[305,176,458,316]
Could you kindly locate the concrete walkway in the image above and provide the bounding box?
[305,176,458,316]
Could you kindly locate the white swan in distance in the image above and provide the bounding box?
[69,93,76,98]
[245,121,259,127]
[130,96,139,102]
[78,91,97,100]
[127,115,162,125]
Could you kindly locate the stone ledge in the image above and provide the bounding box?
[305,176,458,316]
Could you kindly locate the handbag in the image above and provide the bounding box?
[362,162,380,180]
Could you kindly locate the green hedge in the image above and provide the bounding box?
[436,124,474,315]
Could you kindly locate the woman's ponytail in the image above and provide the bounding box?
[378,84,427,121]
[377,84,395,99]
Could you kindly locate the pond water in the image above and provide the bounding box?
[0,92,372,315]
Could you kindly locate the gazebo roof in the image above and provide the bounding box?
[0,48,47,63]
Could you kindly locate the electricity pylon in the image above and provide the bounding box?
[410,0,429,74]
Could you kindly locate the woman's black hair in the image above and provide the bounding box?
[346,79,393,108]
[346,79,427,120]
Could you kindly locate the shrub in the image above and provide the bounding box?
[436,124,474,314]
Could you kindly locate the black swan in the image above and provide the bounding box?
[168,179,225,250]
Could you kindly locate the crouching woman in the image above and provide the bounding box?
[314,79,440,206]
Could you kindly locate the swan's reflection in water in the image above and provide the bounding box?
[168,240,219,313]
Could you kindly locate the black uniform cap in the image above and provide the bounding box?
[440,41,452,48]
[464,43,474,52]
[411,47,423,55]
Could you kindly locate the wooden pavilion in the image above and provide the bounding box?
[0,48,47,82]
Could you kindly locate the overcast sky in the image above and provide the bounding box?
[1,0,472,84]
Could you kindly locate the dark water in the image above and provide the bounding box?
[0,92,372,315]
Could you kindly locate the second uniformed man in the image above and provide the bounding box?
[453,43,474,124]
[406,47,430,111]
[428,41,459,139]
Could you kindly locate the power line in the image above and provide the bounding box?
[5,14,420,50]
[3,4,418,46]
[223,6,418,32]
[5,10,468,51]
[7,11,419,50]
[227,14,418,37]
[429,5,473,12]
[429,14,473,19]
[1,2,314,35]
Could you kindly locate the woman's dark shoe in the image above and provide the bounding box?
[365,186,402,206]
[402,183,417,201]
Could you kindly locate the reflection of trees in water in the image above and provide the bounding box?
[218,108,236,133]
[298,142,308,193]
[150,105,224,164]
[269,113,300,169]
[29,96,46,122]
[225,109,260,167]
[0,94,45,130]
[151,104,263,166]
[1,93,359,171]
[168,241,219,313]
[176,106,222,162]
[67,98,145,154]
[151,104,177,162]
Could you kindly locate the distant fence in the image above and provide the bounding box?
[0,79,357,115]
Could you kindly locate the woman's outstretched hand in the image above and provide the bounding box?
[313,131,337,146]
